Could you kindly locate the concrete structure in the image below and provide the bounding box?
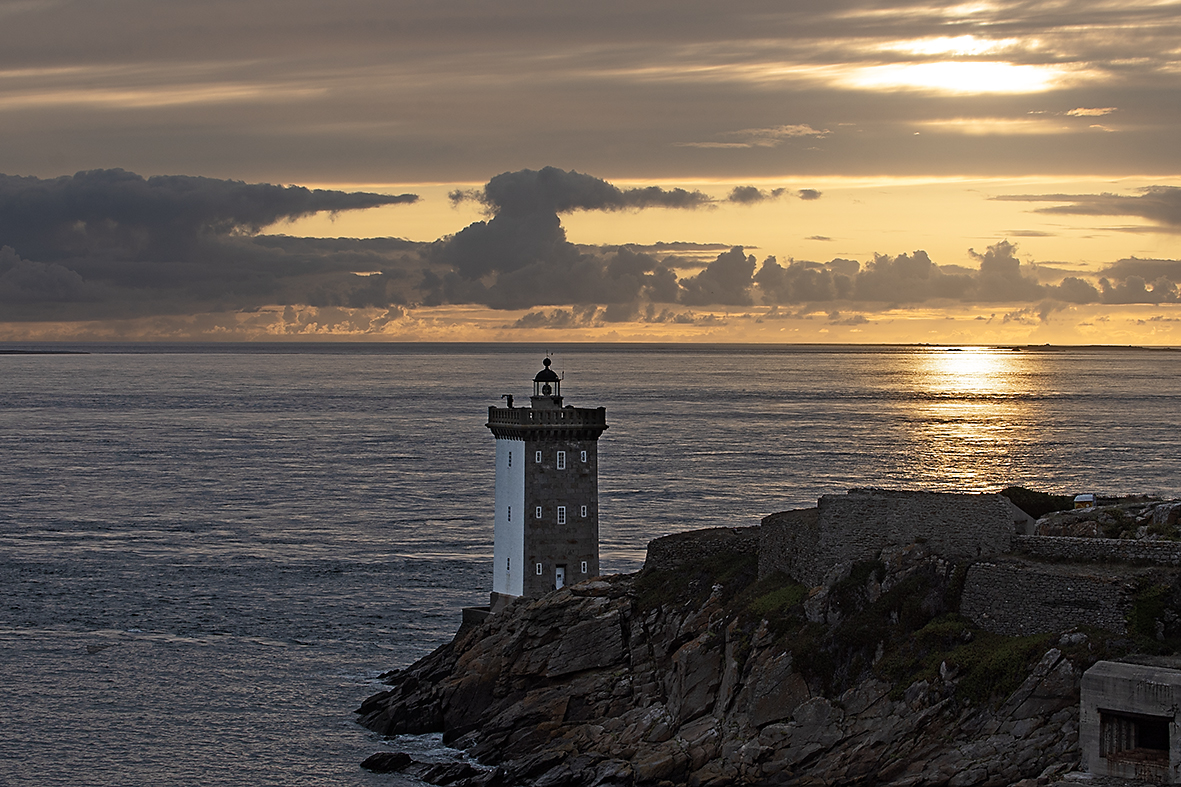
[1082,660,1181,783]
[486,359,607,613]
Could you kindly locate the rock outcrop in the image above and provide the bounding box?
[356,538,1143,787]
[1034,498,1181,540]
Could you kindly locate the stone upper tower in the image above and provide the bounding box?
[486,358,607,613]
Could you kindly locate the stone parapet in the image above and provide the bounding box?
[1016,534,1181,566]
[487,405,607,440]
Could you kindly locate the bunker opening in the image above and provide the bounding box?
[1100,709,1170,765]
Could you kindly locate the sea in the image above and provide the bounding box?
[1,343,1179,786]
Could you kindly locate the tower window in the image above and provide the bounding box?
[535,450,542,464]
[507,558,510,571]
[535,506,542,519]
[581,450,587,463]
[581,561,588,574]
[557,451,566,470]
[557,506,566,525]
[536,562,543,575]
[507,453,511,467]
[508,506,511,521]
[580,505,587,517]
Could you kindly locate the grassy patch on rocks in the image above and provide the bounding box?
[878,615,1055,703]
[744,580,808,620]
[1126,576,1181,653]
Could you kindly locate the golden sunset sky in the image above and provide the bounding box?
[1,1,1179,343]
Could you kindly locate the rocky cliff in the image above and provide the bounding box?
[355,538,1150,787]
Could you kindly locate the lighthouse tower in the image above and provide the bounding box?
[486,359,607,613]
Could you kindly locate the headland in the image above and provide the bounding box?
[356,489,1181,787]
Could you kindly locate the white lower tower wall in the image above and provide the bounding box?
[492,439,525,597]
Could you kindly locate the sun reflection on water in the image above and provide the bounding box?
[902,347,1035,490]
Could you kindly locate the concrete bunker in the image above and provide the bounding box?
[1082,660,1181,783]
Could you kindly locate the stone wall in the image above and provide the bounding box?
[523,436,601,597]
[643,526,760,572]
[774,489,1030,587]
[1016,535,1181,567]
[758,508,818,581]
[961,559,1134,636]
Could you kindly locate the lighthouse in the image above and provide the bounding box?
[486,358,607,613]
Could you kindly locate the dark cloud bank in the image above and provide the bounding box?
[996,187,1181,231]
[1,167,1178,327]
[0,169,419,319]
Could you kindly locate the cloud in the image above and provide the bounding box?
[755,257,858,303]
[994,186,1181,230]
[6,164,1181,328]
[1002,307,1039,325]
[726,186,787,204]
[429,168,795,310]
[718,186,820,204]
[429,168,705,308]
[854,249,975,302]
[511,305,602,330]
[426,220,680,310]
[644,305,727,325]
[967,239,1044,301]
[1098,275,1178,304]
[449,167,711,215]
[679,124,830,149]
[1067,107,1118,117]
[1047,276,1100,303]
[747,241,1175,307]
[275,304,407,335]
[679,247,757,306]
[1002,302,1067,324]
[0,168,416,262]
[513,302,725,327]
[2,0,1180,186]
[0,245,97,305]
[0,169,422,320]
[1099,258,1181,281]
[827,310,870,326]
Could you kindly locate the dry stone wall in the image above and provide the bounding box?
[1015,534,1181,566]
[757,508,818,581]
[960,559,1135,636]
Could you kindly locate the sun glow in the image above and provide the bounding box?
[911,117,1073,135]
[844,61,1071,94]
[887,35,1026,57]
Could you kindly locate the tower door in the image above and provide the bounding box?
[555,565,566,590]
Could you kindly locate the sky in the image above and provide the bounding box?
[0,0,1179,344]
